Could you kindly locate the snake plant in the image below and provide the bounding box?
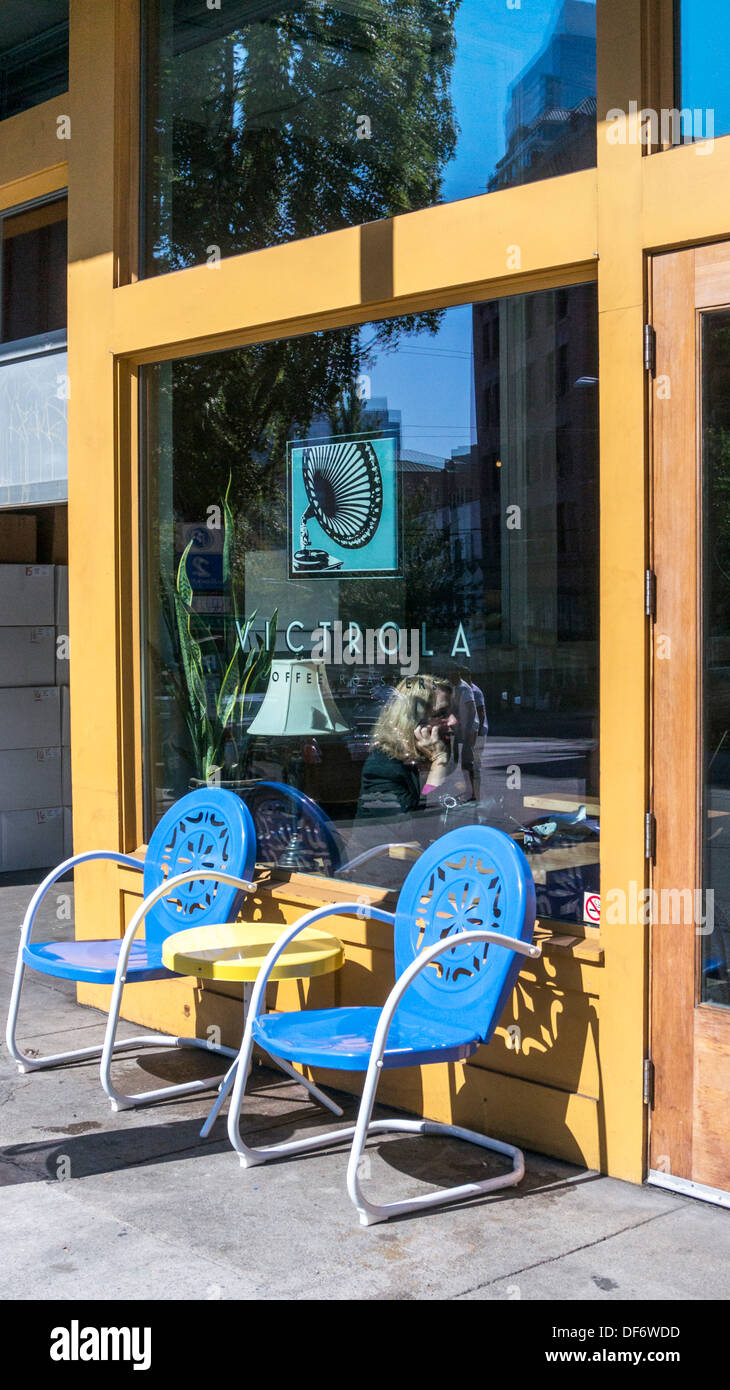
[172,481,277,783]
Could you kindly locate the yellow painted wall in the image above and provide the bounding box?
[0,96,67,208]
[3,0,724,1182]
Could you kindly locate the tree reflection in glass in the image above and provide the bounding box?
[142,0,597,274]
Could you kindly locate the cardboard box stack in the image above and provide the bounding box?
[0,513,71,872]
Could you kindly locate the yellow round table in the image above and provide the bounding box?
[162,920,346,1134]
[161,920,345,981]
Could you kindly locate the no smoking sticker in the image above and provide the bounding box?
[583,892,601,924]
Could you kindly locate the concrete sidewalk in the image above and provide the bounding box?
[1,871,729,1301]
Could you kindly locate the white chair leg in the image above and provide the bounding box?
[265,1055,343,1117]
[6,950,130,1073]
[224,1033,524,1224]
[346,1117,525,1226]
[224,1096,524,1225]
[6,951,238,1099]
[226,1023,264,1166]
[226,1107,524,1225]
[102,1037,240,1112]
[5,952,63,1072]
[199,1050,341,1139]
[100,963,240,1111]
[344,1033,524,1224]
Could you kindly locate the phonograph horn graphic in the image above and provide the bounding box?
[293,438,383,574]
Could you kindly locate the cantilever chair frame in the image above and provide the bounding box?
[211,900,541,1227]
[7,855,340,1118]
[6,851,252,1107]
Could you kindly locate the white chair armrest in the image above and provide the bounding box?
[19,849,143,949]
[244,901,396,1025]
[335,843,420,876]
[371,929,541,1061]
[116,868,258,974]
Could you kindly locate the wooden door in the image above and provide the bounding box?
[650,244,730,1201]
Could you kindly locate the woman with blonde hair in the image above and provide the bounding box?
[356,674,456,821]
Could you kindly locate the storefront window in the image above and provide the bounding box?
[142,282,599,924]
[701,310,730,1005]
[0,2,68,122]
[1,198,67,344]
[676,0,730,141]
[142,0,597,276]
[0,196,68,505]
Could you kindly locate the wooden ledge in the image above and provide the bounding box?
[534,925,604,965]
[119,854,604,965]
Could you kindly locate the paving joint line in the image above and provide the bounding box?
[451,1205,688,1299]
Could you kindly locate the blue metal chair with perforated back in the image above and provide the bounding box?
[6,788,258,1111]
[242,781,345,874]
[242,781,419,877]
[219,824,541,1226]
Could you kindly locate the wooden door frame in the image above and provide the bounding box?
[649,242,730,1198]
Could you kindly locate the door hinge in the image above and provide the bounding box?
[643,1057,655,1107]
[645,568,657,620]
[644,323,656,376]
[645,811,656,862]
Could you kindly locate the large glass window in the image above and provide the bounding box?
[676,0,730,142]
[0,2,68,122]
[1,199,67,344]
[701,310,730,1005]
[142,0,597,276]
[142,281,599,925]
[0,196,68,506]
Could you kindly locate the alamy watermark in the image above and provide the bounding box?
[311,621,420,677]
[605,881,714,932]
[50,1321,151,1371]
[606,101,714,153]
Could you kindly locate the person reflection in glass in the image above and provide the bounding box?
[356,675,456,821]
[449,666,480,802]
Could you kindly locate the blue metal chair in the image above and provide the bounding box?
[217,824,541,1226]
[5,788,260,1110]
[242,781,345,873]
[243,781,419,877]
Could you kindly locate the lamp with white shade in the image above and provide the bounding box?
[246,658,349,737]
[245,659,349,868]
